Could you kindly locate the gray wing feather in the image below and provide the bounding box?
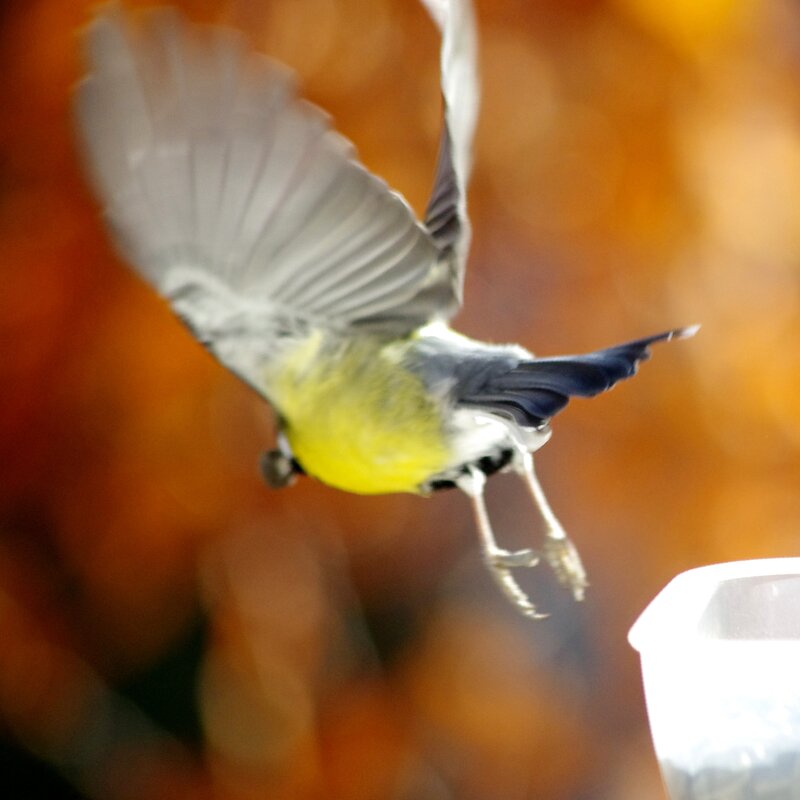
[75,5,455,395]
[420,0,479,307]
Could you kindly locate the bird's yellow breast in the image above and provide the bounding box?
[268,332,451,495]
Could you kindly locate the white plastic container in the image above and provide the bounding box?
[629,559,800,800]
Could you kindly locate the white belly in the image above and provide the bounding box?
[445,407,552,469]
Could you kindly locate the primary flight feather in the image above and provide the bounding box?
[75,0,696,617]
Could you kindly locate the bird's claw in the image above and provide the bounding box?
[488,560,549,619]
[543,534,588,601]
[489,547,540,569]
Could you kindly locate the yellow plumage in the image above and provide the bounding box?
[269,332,451,495]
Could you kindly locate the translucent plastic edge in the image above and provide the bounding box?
[628,558,800,653]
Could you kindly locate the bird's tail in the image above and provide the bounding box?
[462,325,699,428]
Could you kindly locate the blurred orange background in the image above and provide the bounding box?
[2,0,800,798]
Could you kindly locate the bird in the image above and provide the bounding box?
[74,0,697,618]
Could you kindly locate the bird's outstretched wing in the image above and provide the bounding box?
[420,0,479,307]
[74,2,478,396]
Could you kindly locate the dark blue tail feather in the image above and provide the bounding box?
[460,326,696,428]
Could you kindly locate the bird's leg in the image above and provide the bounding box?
[512,446,588,601]
[456,466,547,619]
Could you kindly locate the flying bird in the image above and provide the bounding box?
[74,0,696,617]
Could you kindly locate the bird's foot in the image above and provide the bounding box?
[507,440,589,602]
[487,547,547,619]
[457,468,548,618]
[487,561,549,619]
[489,547,540,569]
[542,532,588,601]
